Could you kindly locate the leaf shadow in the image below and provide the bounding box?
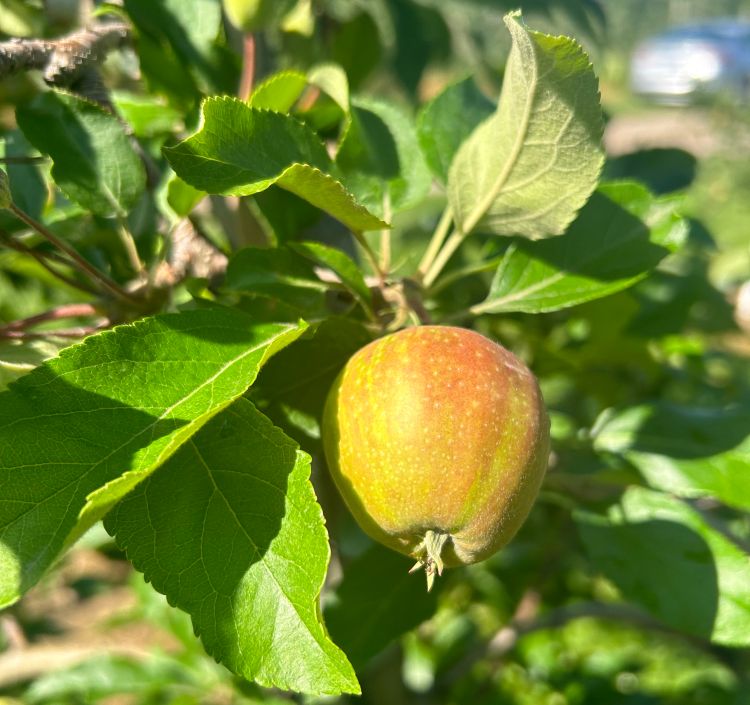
[157,304,297,344]
[112,399,295,579]
[0,371,188,601]
[104,399,307,676]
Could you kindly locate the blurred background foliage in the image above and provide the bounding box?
[1,0,750,704]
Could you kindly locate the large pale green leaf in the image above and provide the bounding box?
[416,76,495,184]
[16,91,146,217]
[592,401,750,511]
[0,309,307,608]
[105,398,359,695]
[325,544,439,668]
[163,97,386,231]
[448,11,604,239]
[577,487,750,646]
[336,97,431,216]
[472,183,687,314]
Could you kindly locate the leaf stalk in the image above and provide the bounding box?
[352,230,386,283]
[422,230,466,288]
[417,205,453,279]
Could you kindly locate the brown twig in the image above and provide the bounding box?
[151,218,228,288]
[0,21,130,86]
[0,303,101,332]
[9,204,141,305]
[238,33,256,101]
[0,326,105,340]
[0,615,27,650]
[352,230,386,283]
[297,85,320,112]
[0,156,47,165]
[0,232,100,295]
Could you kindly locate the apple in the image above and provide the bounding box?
[322,325,550,589]
[222,0,295,32]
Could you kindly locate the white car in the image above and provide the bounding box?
[630,19,750,103]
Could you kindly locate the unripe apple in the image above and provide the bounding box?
[322,325,549,588]
[223,0,295,32]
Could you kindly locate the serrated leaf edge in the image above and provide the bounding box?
[73,318,309,540]
[109,412,360,696]
[451,11,604,238]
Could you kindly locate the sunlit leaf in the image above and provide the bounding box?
[448,11,603,239]
[0,309,306,607]
[106,398,360,695]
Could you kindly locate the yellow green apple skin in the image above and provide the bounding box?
[322,325,550,581]
[222,0,294,32]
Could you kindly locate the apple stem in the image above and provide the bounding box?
[410,529,450,592]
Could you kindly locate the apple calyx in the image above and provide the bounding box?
[409,529,450,591]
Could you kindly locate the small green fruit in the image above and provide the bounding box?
[322,325,550,589]
[222,0,295,32]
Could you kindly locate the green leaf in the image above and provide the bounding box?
[0,309,307,608]
[225,246,329,316]
[165,173,205,218]
[290,241,373,311]
[124,0,235,95]
[0,131,46,219]
[0,0,43,36]
[472,183,687,314]
[308,63,350,113]
[112,91,184,138]
[336,97,431,216]
[592,401,750,511]
[448,11,604,239]
[16,91,147,217]
[328,11,382,90]
[247,64,350,118]
[223,0,296,31]
[105,398,360,695]
[0,339,66,392]
[325,543,439,668]
[416,76,495,183]
[164,97,386,231]
[253,317,371,442]
[24,653,198,704]
[249,70,309,112]
[300,63,351,137]
[251,188,322,244]
[576,487,750,646]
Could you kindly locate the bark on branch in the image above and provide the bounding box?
[0,20,129,87]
